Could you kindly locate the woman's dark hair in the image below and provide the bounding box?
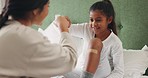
[89,0,117,35]
[0,0,49,29]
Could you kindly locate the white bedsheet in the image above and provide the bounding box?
[141,76,148,78]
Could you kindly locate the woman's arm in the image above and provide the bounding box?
[26,32,77,77]
[27,16,78,77]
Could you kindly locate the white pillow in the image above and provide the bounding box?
[142,45,148,51]
[124,50,148,77]
[38,15,61,43]
[38,22,61,43]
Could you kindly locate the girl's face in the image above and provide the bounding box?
[89,10,112,35]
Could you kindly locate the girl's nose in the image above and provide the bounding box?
[92,21,98,28]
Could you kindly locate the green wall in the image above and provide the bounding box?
[40,0,148,49]
[118,0,148,49]
[41,0,98,28]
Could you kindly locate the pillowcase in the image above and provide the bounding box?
[38,21,61,43]
[124,50,148,77]
[38,15,61,43]
[142,45,148,51]
[143,68,148,76]
[141,45,148,76]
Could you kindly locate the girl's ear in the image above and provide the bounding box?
[108,16,113,24]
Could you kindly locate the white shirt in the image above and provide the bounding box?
[69,23,124,78]
[0,20,77,78]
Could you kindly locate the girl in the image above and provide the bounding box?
[64,0,124,78]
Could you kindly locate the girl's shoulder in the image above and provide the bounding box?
[103,32,122,47]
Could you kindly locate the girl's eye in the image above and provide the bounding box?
[90,18,93,22]
[96,19,101,22]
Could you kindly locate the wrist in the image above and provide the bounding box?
[80,71,94,78]
[61,30,69,32]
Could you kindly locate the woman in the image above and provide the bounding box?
[0,0,77,78]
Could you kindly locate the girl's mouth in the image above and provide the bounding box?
[94,27,100,29]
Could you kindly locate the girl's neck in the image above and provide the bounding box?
[95,29,111,41]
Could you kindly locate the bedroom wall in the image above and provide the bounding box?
[118,0,148,49]
[40,0,148,49]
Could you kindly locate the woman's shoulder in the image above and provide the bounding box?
[2,20,44,42]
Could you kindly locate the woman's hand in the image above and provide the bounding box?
[55,16,71,32]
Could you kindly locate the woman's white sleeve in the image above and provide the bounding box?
[25,32,77,77]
